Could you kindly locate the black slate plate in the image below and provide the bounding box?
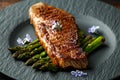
[0,0,120,80]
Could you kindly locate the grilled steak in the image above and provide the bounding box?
[29,2,88,69]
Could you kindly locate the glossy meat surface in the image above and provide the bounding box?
[29,2,88,69]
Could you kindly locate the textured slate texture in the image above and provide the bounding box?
[0,0,120,80]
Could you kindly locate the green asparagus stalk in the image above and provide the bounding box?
[30,46,44,56]
[12,49,26,58]
[8,46,22,53]
[8,39,40,52]
[12,42,41,58]
[17,51,31,60]
[26,42,41,51]
[84,36,105,55]
[77,29,85,45]
[78,29,85,39]
[25,51,47,65]
[82,37,96,49]
[28,39,39,45]
[17,46,44,60]
[32,56,50,69]
[39,62,57,71]
[80,35,92,46]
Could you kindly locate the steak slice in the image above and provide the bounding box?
[29,2,88,69]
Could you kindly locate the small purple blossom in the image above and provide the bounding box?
[88,26,99,33]
[52,20,62,30]
[24,34,32,42]
[17,34,32,45]
[17,37,24,45]
[71,70,87,77]
[52,20,56,25]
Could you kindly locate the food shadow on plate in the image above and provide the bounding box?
[87,44,108,69]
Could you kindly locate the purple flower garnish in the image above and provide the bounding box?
[24,34,32,42]
[17,34,32,45]
[17,37,24,45]
[52,20,56,25]
[88,26,99,33]
[52,20,62,30]
[71,70,87,77]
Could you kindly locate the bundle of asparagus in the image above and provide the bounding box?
[8,30,105,72]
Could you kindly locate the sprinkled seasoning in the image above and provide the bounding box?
[52,20,62,31]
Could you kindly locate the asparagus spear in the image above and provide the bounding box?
[30,46,44,56]
[9,39,40,58]
[82,37,96,49]
[77,29,85,45]
[32,56,50,69]
[28,39,39,45]
[84,36,105,55]
[8,46,22,53]
[78,29,85,39]
[12,42,41,58]
[26,42,41,51]
[25,51,47,65]
[17,46,44,60]
[8,39,40,52]
[12,49,26,58]
[39,62,57,71]
[80,35,92,46]
[17,51,31,60]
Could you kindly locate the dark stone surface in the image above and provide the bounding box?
[0,0,120,80]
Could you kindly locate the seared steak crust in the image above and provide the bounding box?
[29,2,88,69]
